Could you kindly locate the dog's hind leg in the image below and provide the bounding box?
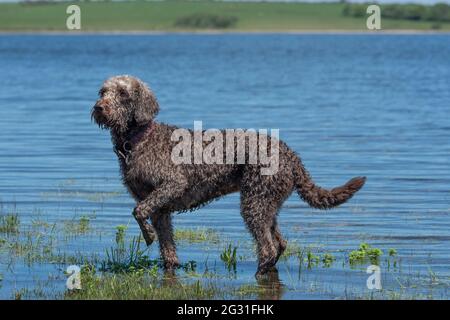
[240,162,293,276]
[271,219,287,264]
[150,211,179,270]
[240,192,279,276]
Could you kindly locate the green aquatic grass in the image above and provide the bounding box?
[63,215,91,235]
[68,271,213,300]
[280,242,302,260]
[3,222,78,266]
[174,228,219,244]
[65,264,262,300]
[349,242,384,266]
[235,283,267,298]
[101,235,158,273]
[0,212,98,266]
[280,243,336,269]
[305,249,320,269]
[0,1,449,32]
[321,253,335,268]
[101,223,156,273]
[389,248,398,257]
[115,225,127,246]
[0,213,20,235]
[101,228,197,274]
[220,244,237,272]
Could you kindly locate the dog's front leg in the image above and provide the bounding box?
[134,178,188,218]
[132,207,157,246]
[133,178,188,245]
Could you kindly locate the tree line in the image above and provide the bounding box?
[343,2,450,23]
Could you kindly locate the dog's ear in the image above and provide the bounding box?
[134,81,159,125]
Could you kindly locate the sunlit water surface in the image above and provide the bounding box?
[0,34,449,299]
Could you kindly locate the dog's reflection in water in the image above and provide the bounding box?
[160,268,284,300]
[256,268,285,300]
[161,269,180,287]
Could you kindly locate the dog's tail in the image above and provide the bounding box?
[292,157,366,209]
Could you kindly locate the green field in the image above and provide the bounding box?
[1,1,449,32]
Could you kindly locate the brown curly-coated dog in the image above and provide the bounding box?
[91,75,366,276]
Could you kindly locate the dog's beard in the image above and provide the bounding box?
[91,109,112,130]
[91,109,129,135]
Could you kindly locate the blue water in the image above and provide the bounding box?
[0,34,449,299]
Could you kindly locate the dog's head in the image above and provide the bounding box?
[91,75,159,133]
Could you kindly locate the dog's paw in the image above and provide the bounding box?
[132,211,157,246]
[142,224,157,246]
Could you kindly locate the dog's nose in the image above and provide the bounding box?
[94,104,104,112]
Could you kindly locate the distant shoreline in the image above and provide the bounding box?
[1,2,450,34]
[1,30,450,35]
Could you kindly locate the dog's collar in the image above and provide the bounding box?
[114,121,154,165]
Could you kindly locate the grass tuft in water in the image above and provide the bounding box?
[220,244,237,272]
[321,253,335,268]
[305,249,320,269]
[100,226,200,274]
[63,215,91,235]
[280,242,302,260]
[101,235,158,273]
[0,213,20,235]
[389,248,397,257]
[115,225,127,246]
[349,242,384,266]
[281,243,335,269]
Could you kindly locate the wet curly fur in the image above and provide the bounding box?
[92,75,366,276]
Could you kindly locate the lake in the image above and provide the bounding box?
[0,34,449,299]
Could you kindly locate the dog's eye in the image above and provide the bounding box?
[119,89,128,98]
[99,89,106,97]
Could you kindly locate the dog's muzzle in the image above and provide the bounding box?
[91,104,108,126]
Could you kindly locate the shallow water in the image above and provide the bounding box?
[0,34,449,299]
